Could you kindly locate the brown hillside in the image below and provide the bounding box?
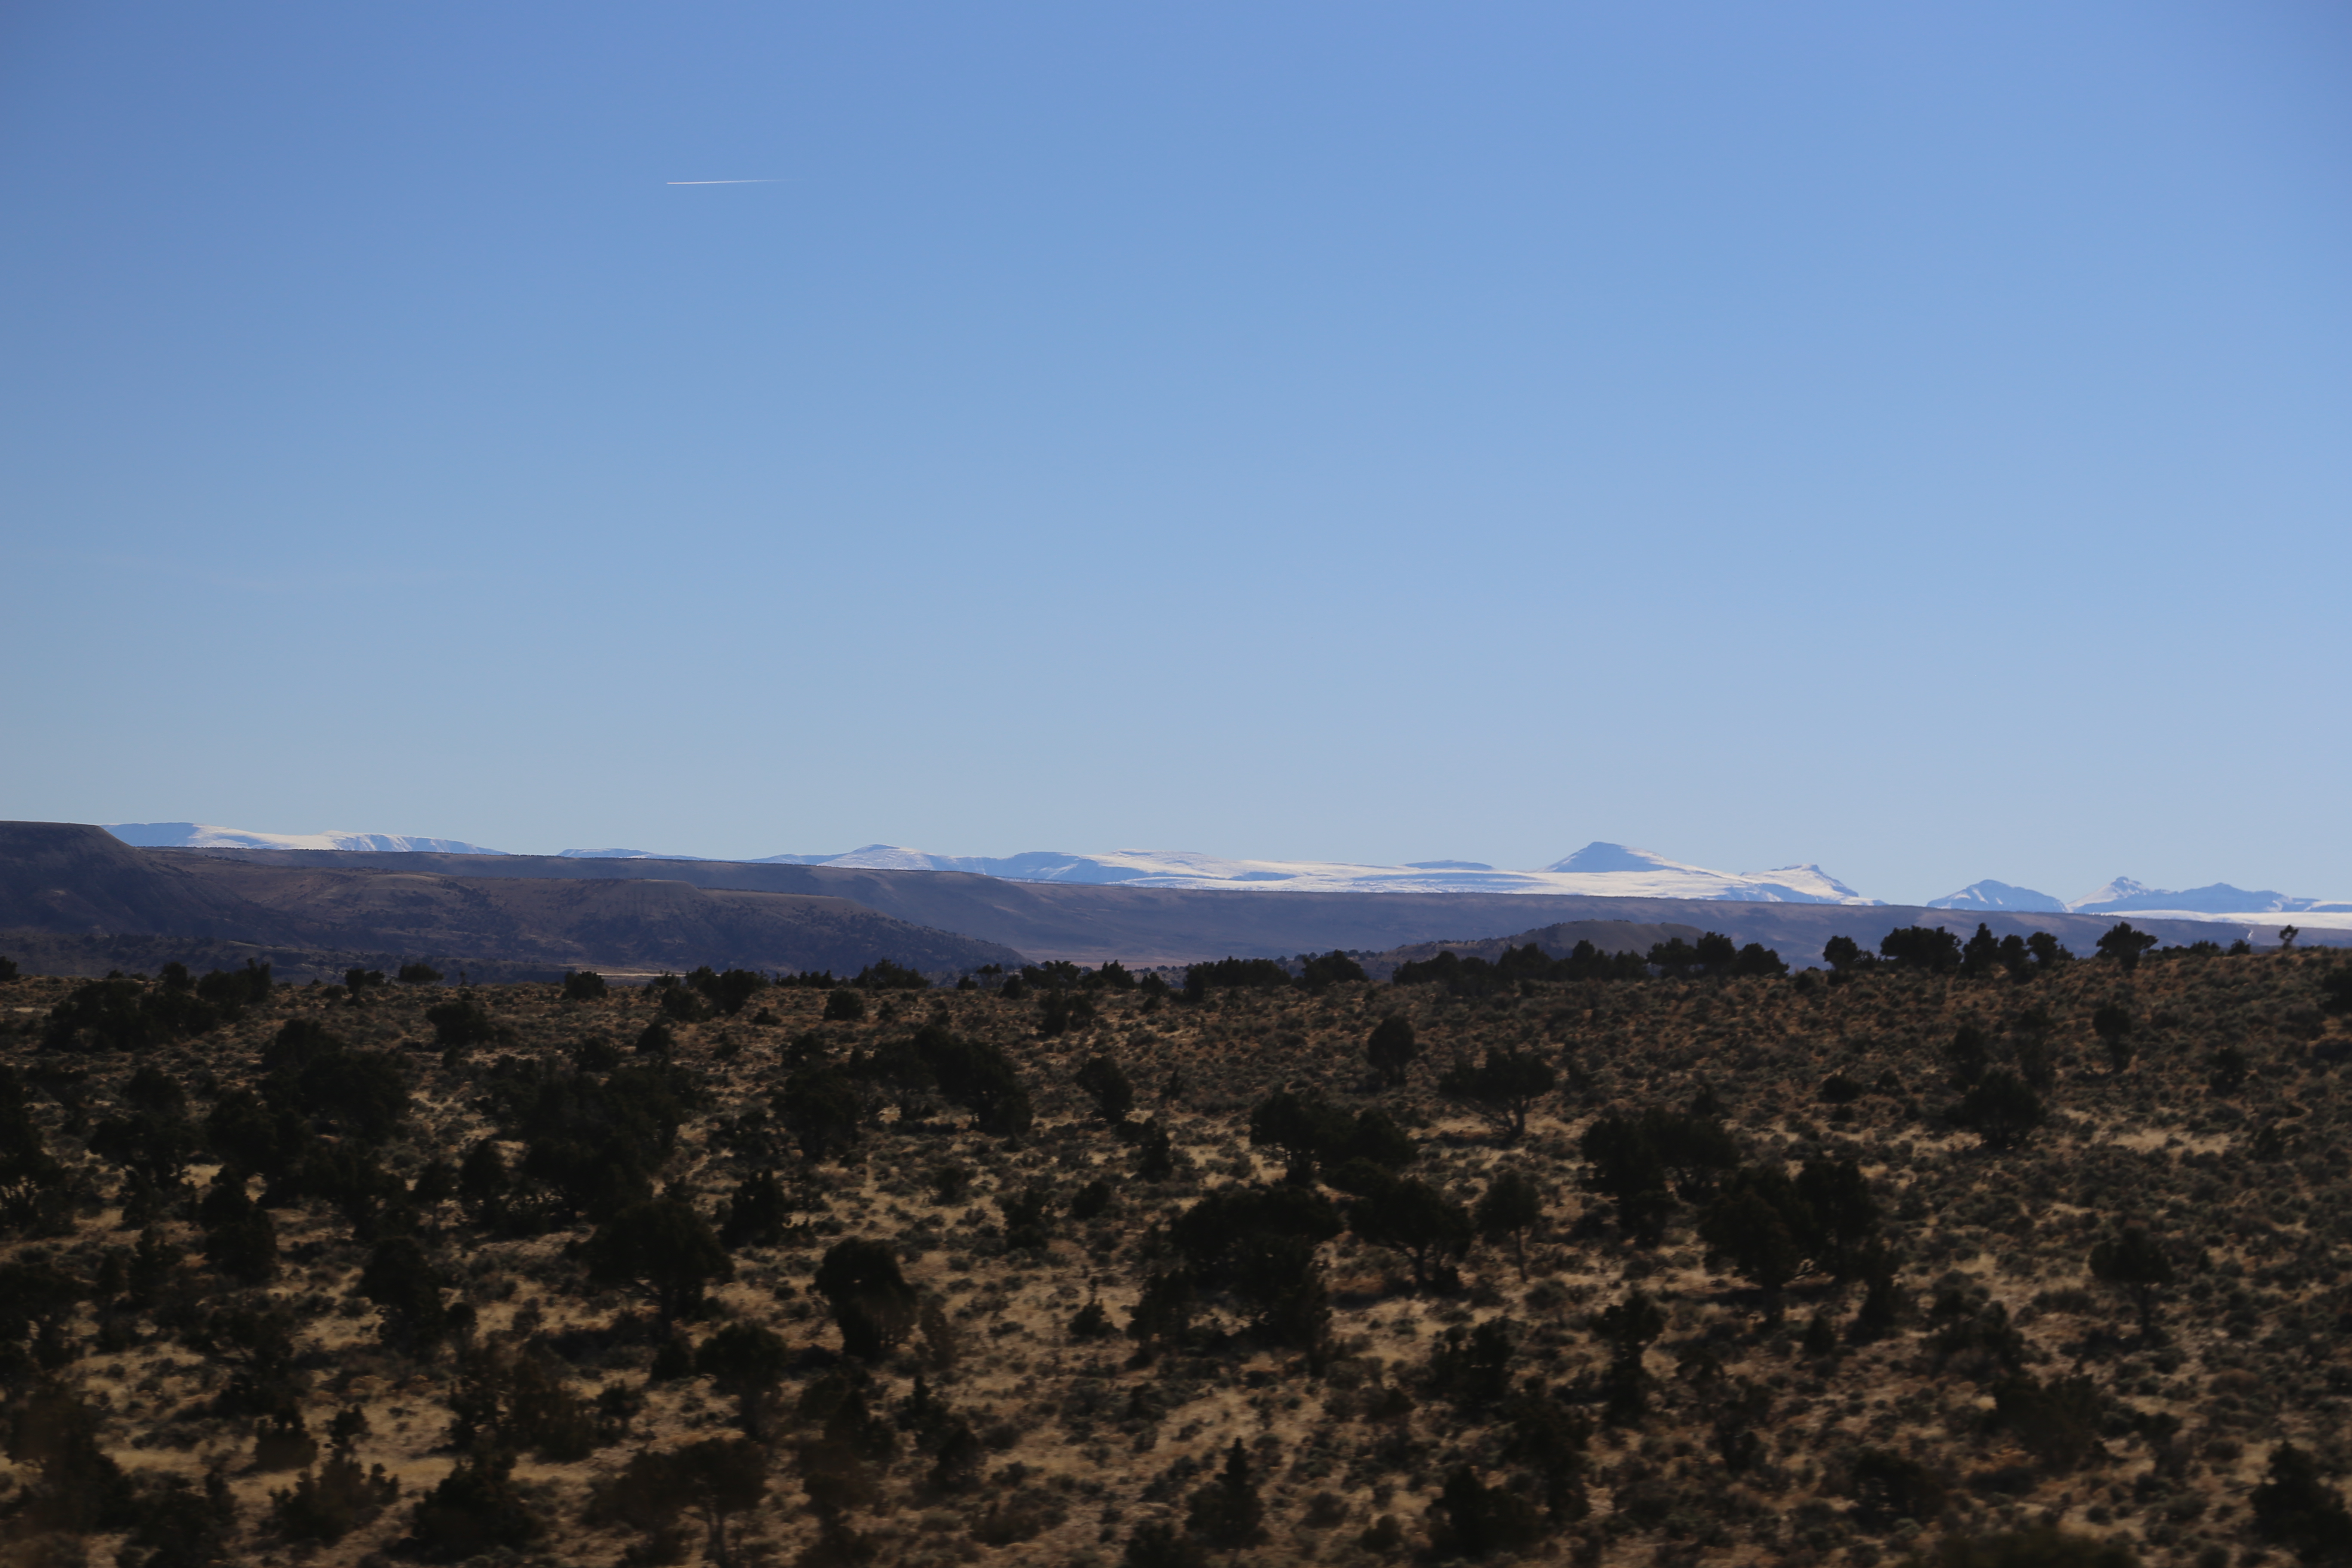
[0,825,1021,977]
[0,939,2339,1566]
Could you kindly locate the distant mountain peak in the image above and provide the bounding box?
[2072,876,2158,909]
[1542,842,1683,875]
[1743,864,1877,903]
[2070,879,2315,916]
[1929,879,2066,913]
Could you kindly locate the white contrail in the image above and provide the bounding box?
[666,178,776,185]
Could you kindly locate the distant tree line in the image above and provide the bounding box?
[1821,919,2264,983]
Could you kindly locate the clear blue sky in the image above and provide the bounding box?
[3,2,2347,904]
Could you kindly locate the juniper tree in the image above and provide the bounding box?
[1428,1465,1544,1559]
[582,1197,734,1323]
[1473,1168,1544,1280]
[812,1238,919,1361]
[2252,1442,2352,1564]
[720,1168,789,1249]
[1438,1047,1556,1144]
[1075,1055,1136,1125]
[1595,1289,1666,1423]
[2088,1227,2174,1338]
[1185,1439,1268,1559]
[1366,1015,1420,1087]
[2091,1003,2135,1071]
[696,1322,793,1437]
[1348,1174,1473,1293]
[670,1436,769,1567]
[1954,1069,2046,1150]
[2095,921,2158,972]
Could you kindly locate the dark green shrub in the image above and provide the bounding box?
[1182,957,1292,1001]
[910,1025,1031,1136]
[1880,926,1963,972]
[1366,1015,1420,1087]
[358,1236,455,1351]
[1075,1055,1135,1124]
[262,1020,408,1143]
[2087,1228,2173,1337]
[1916,1522,2137,1568]
[1427,1318,1517,1409]
[198,1174,277,1286]
[697,1321,793,1437]
[44,979,222,1051]
[684,965,766,1014]
[1070,1178,1113,1220]
[1428,1464,1543,1559]
[269,1451,400,1544]
[2251,1442,2352,1564]
[1123,1520,1209,1568]
[196,959,273,1008]
[1437,1048,1557,1144]
[780,1066,866,1161]
[424,997,503,1048]
[1945,1025,1991,1087]
[2095,922,2159,972]
[1299,950,1367,992]
[1038,988,1098,1037]
[813,1238,919,1361]
[1849,1447,1947,1528]
[1348,1174,1472,1292]
[1185,1439,1267,1556]
[1952,1069,2046,1150]
[1990,1374,2105,1472]
[852,959,931,991]
[582,1197,734,1323]
[1084,960,1139,992]
[446,1344,617,1461]
[401,1451,544,1561]
[999,1184,1052,1251]
[720,1168,788,1249]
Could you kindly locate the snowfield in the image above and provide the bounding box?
[778,841,1883,903]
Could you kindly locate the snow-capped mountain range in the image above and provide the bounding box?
[105,822,507,855]
[97,823,2350,927]
[726,842,1876,903]
[1929,877,2352,929]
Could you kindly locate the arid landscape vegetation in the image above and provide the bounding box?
[0,927,2345,1568]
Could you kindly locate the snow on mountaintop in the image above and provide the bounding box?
[107,823,507,855]
[2072,880,2304,915]
[742,840,1881,903]
[1528,843,1871,903]
[89,821,2346,925]
[1927,880,2067,913]
[2070,877,2159,910]
[2064,878,2351,923]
